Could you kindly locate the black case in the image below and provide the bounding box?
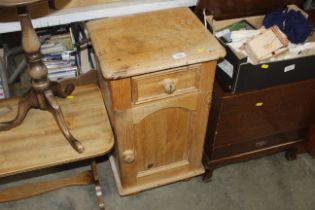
[216,44,315,93]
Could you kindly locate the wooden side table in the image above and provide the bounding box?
[0,82,114,209]
[87,7,225,195]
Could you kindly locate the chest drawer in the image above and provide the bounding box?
[212,131,304,161]
[131,65,201,104]
[213,79,315,147]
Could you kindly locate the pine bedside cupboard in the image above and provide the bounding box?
[87,7,225,195]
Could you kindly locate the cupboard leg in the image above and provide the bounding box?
[91,160,105,210]
[285,148,298,161]
[202,163,214,183]
[305,122,315,157]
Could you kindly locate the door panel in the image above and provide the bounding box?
[134,108,193,174]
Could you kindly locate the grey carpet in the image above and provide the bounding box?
[0,153,315,210]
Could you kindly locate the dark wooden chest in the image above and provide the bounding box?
[203,79,315,181]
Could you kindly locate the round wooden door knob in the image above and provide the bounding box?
[122,150,135,163]
[163,79,176,94]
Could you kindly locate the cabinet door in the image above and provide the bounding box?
[132,94,200,182]
[135,108,191,171]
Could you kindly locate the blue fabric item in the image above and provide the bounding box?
[263,9,313,44]
[263,10,286,29]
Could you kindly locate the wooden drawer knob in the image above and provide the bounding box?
[122,150,135,163]
[163,79,176,94]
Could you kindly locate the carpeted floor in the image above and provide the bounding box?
[0,152,315,210]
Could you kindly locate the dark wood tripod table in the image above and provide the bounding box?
[0,0,86,153]
[0,1,114,209]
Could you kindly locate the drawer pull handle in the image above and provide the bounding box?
[163,79,176,94]
[256,141,267,147]
[122,150,135,163]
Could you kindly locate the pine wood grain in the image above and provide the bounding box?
[87,7,225,80]
[0,84,114,178]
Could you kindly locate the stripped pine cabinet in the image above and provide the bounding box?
[87,7,225,195]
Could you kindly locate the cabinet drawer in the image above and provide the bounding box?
[131,65,201,104]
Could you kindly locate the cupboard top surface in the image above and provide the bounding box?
[87,7,225,80]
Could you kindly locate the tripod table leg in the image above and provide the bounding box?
[45,89,84,153]
[0,91,38,131]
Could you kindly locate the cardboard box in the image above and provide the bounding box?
[201,3,315,93]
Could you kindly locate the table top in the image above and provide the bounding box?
[0,83,114,178]
[87,7,226,80]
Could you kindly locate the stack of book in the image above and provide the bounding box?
[0,80,4,99]
[41,32,79,81]
[0,49,5,99]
